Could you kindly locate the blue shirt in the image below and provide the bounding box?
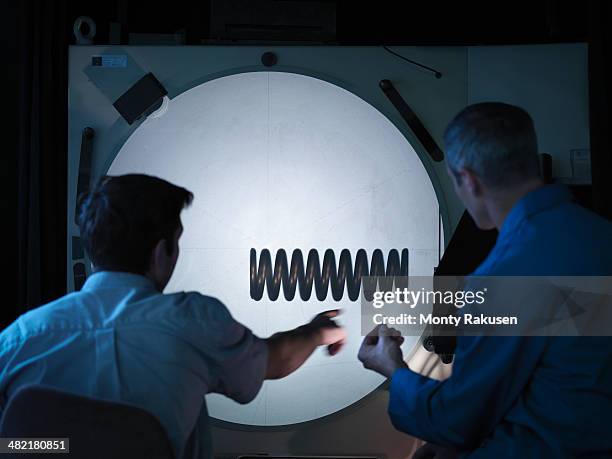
[389,185,612,457]
[0,272,268,459]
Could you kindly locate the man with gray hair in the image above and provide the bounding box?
[443,102,543,231]
[358,102,612,457]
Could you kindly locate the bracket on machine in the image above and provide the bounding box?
[379,79,444,162]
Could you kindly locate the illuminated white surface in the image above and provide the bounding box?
[108,72,441,426]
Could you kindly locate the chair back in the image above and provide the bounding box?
[0,385,174,459]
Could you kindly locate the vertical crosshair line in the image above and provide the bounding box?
[265,72,270,426]
[266,73,270,235]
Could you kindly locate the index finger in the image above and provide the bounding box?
[319,309,342,318]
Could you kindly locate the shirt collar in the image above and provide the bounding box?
[81,270,158,292]
[498,184,573,241]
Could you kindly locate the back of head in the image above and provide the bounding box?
[444,102,541,189]
[77,174,193,274]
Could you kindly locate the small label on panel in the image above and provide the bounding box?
[91,55,127,68]
[570,148,591,180]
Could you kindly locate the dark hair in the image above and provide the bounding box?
[443,102,541,189]
[77,174,193,274]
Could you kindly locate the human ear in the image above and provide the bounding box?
[150,239,168,272]
[462,169,483,196]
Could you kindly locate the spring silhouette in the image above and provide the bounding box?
[250,248,409,302]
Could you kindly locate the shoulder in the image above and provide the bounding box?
[2,292,87,334]
[477,202,612,275]
[539,201,612,237]
[0,291,88,353]
[156,292,255,347]
[160,291,234,325]
[531,202,612,272]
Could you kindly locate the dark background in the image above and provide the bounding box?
[4,0,611,328]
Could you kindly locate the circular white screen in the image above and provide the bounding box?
[108,72,440,426]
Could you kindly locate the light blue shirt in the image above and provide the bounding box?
[389,185,612,457]
[0,271,268,459]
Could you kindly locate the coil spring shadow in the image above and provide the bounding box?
[250,248,409,302]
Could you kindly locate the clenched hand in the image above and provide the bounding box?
[358,324,407,378]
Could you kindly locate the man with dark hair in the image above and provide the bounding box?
[77,174,195,281]
[0,174,346,459]
[358,103,612,457]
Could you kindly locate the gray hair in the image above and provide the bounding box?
[443,102,541,189]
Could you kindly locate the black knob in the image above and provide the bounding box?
[379,79,392,90]
[82,127,95,139]
[261,52,278,67]
[423,336,435,352]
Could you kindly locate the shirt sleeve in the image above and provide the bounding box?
[388,335,547,450]
[179,294,269,404]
